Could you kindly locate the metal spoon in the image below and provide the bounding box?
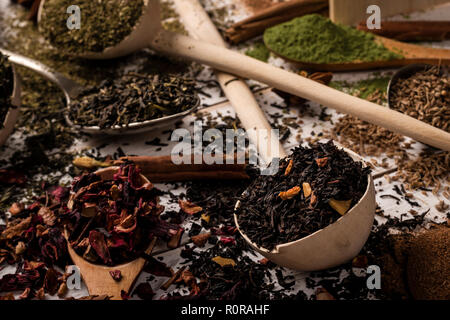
[387,63,446,108]
[0,49,199,135]
[0,61,21,147]
[35,0,450,151]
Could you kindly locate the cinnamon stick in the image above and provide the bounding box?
[225,0,328,44]
[357,21,450,42]
[115,154,249,182]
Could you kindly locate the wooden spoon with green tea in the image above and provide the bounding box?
[266,35,450,71]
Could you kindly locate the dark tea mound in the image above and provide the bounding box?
[406,227,450,300]
[69,73,199,128]
[40,0,144,53]
[236,141,370,250]
[66,163,182,266]
[0,53,14,127]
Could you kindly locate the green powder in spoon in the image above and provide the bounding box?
[40,0,144,54]
[264,14,403,64]
[0,53,14,128]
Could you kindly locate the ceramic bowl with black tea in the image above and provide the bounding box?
[0,63,21,147]
[234,142,376,271]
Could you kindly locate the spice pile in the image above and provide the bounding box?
[390,66,449,133]
[263,14,403,64]
[236,141,370,250]
[373,226,450,300]
[66,163,182,266]
[40,0,144,53]
[69,73,199,128]
[0,53,14,127]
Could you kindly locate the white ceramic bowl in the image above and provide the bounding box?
[234,145,376,271]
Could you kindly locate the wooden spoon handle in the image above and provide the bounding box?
[172,0,286,163]
[151,31,450,151]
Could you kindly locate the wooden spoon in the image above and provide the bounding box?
[36,0,450,151]
[64,167,157,300]
[266,35,450,71]
[66,232,156,300]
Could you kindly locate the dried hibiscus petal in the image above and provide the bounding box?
[109,270,122,281]
[89,230,112,265]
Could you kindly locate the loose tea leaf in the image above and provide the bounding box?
[0,52,14,128]
[69,73,199,128]
[236,141,371,250]
[40,0,144,53]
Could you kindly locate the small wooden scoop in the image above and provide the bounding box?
[66,233,156,300]
[64,167,157,300]
[267,35,450,71]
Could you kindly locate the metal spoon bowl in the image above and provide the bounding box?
[233,144,376,271]
[387,63,446,108]
[0,49,199,135]
[0,62,21,147]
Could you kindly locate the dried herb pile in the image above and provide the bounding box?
[69,73,199,128]
[0,53,14,127]
[237,141,370,250]
[0,184,71,299]
[264,14,403,64]
[390,66,449,133]
[40,0,144,53]
[66,163,182,266]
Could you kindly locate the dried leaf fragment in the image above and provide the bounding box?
[329,199,352,215]
[191,233,210,247]
[316,287,335,300]
[57,283,68,298]
[38,206,56,226]
[0,217,32,240]
[179,200,203,215]
[212,256,236,267]
[201,214,210,223]
[302,182,312,198]
[284,159,293,176]
[9,202,24,215]
[315,157,328,167]
[81,203,97,218]
[279,186,301,200]
[109,270,122,281]
[73,156,110,169]
[15,241,26,255]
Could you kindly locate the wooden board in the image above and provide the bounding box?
[330,0,450,26]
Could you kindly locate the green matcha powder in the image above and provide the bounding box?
[264,14,403,64]
[40,0,144,53]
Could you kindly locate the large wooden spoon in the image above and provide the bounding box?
[267,35,450,71]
